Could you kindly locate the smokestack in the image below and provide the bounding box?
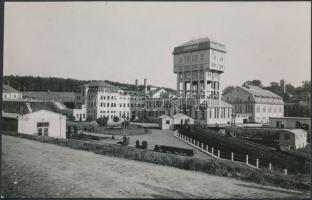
[135,79,138,88]
[144,78,147,94]
[280,79,286,93]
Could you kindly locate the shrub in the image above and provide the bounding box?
[135,140,140,148]
[113,116,119,122]
[142,141,148,149]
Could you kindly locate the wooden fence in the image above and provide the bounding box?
[173,131,288,175]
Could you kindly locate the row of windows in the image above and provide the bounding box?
[211,50,224,62]
[100,110,116,114]
[211,63,224,70]
[179,53,205,63]
[256,106,283,113]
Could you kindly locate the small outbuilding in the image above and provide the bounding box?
[158,115,173,130]
[2,109,66,139]
[172,113,194,125]
[279,129,307,149]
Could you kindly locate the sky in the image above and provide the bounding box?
[3,2,311,89]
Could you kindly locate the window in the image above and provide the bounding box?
[284,133,290,140]
[200,54,203,60]
[38,128,43,136]
[166,120,170,124]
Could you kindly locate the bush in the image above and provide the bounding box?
[96,117,108,127]
[135,140,140,148]
[113,116,119,122]
[142,141,148,149]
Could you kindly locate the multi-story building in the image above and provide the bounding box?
[172,37,232,125]
[223,85,284,124]
[73,80,168,122]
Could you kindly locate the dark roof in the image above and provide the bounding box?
[3,85,20,93]
[2,101,60,115]
[173,37,226,55]
[2,101,30,114]
[21,91,75,102]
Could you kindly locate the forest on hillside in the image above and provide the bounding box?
[3,75,176,93]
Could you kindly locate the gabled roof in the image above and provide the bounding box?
[238,85,284,104]
[22,109,64,117]
[3,85,20,93]
[240,85,282,99]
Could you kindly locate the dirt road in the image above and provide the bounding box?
[1,135,309,198]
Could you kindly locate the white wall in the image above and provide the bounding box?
[3,92,23,100]
[18,110,66,139]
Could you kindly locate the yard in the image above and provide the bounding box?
[2,135,309,198]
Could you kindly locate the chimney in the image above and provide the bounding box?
[135,79,138,88]
[144,78,147,94]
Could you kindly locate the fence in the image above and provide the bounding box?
[173,131,288,175]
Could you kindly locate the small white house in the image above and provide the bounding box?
[172,113,194,125]
[279,129,307,149]
[158,115,173,130]
[2,109,66,139]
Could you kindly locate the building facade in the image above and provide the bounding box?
[223,85,284,124]
[2,109,66,139]
[269,117,311,132]
[2,85,23,101]
[279,129,307,149]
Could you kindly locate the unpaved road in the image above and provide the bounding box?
[1,135,309,198]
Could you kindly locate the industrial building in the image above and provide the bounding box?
[172,37,232,125]
[2,109,66,139]
[223,85,284,124]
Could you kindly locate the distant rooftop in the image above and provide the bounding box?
[173,37,226,55]
[21,91,75,102]
[3,85,20,93]
[240,85,282,99]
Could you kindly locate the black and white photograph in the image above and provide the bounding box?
[1,1,311,198]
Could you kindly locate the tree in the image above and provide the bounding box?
[113,116,119,122]
[222,86,234,95]
[96,117,109,127]
[243,80,263,88]
[68,114,75,121]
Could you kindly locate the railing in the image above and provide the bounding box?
[173,131,288,175]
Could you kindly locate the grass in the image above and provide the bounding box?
[3,131,310,192]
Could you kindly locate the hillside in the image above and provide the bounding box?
[3,75,176,94]
[2,135,308,198]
